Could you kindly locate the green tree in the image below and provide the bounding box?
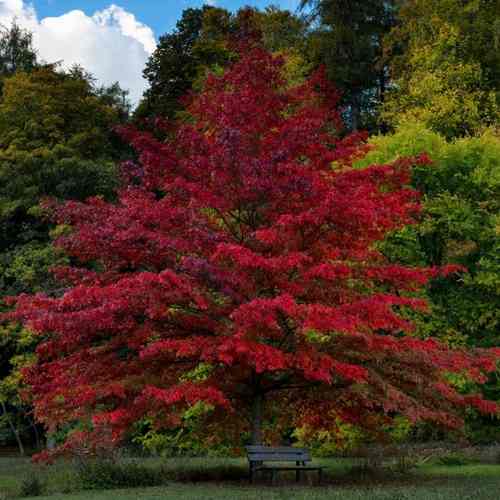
[302,0,397,131]
[96,82,131,122]
[256,6,307,54]
[0,65,127,453]
[0,324,39,455]
[357,122,500,345]
[383,0,500,138]
[0,21,37,77]
[0,67,120,239]
[356,122,500,441]
[0,64,125,299]
[136,6,213,120]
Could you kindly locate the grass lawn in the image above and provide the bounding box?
[1,456,500,499]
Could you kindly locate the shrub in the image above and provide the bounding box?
[76,460,166,490]
[19,475,45,497]
[160,458,246,482]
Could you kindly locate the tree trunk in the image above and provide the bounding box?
[0,401,25,456]
[251,392,263,445]
[351,95,360,132]
[29,417,41,451]
[378,67,389,134]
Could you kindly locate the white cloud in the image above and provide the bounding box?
[93,4,156,54]
[0,0,157,105]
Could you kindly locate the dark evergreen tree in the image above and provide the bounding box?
[136,7,211,121]
[301,0,397,131]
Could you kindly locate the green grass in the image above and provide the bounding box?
[1,456,500,500]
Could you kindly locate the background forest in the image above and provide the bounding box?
[0,0,499,459]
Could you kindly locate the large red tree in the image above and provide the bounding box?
[8,48,500,457]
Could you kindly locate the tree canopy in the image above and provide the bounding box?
[382,0,500,138]
[1,2,499,458]
[0,21,37,78]
[0,66,123,295]
[8,49,499,459]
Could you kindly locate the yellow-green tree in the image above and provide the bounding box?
[0,66,123,294]
[301,0,397,131]
[383,0,500,138]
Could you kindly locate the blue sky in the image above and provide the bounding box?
[34,1,303,38]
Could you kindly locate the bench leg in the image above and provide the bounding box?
[271,469,277,486]
[295,469,301,483]
[318,468,323,485]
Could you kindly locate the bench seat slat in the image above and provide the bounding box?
[255,466,323,470]
[246,446,308,452]
[248,453,309,460]
[246,446,310,462]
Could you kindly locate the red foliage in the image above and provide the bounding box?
[7,48,499,457]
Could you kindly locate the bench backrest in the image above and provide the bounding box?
[246,445,311,463]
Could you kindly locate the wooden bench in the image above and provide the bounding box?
[246,445,324,484]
